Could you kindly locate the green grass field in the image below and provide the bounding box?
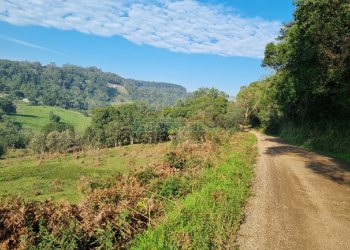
[8,103,91,133]
[0,143,169,203]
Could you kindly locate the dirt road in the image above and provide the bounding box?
[237,132,350,250]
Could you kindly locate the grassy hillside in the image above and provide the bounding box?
[8,103,91,133]
[0,143,169,203]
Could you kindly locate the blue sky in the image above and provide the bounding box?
[0,0,294,96]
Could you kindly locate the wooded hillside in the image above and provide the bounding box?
[0,59,187,110]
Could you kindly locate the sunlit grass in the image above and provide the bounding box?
[0,143,169,203]
[8,102,91,133]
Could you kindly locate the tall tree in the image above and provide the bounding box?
[263,0,350,122]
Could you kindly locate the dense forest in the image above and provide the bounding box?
[0,59,187,110]
[237,0,350,154]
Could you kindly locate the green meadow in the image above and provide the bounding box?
[8,103,91,133]
[0,143,169,203]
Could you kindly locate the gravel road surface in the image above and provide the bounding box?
[237,132,350,250]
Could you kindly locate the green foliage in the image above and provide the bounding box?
[186,123,206,143]
[238,0,350,156]
[217,101,242,129]
[135,168,157,184]
[29,221,84,249]
[235,81,269,126]
[49,111,61,123]
[165,151,186,169]
[85,87,242,148]
[45,130,76,153]
[279,121,350,157]
[21,110,79,154]
[0,119,31,149]
[0,59,187,110]
[164,88,228,127]
[0,96,16,114]
[94,224,116,249]
[156,176,189,198]
[42,120,74,135]
[87,103,172,146]
[0,143,6,158]
[28,134,47,153]
[131,133,257,249]
[263,0,350,122]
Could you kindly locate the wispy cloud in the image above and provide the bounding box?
[0,0,281,58]
[0,35,68,57]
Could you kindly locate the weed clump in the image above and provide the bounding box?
[155,176,189,198]
[135,168,157,184]
[165,151,186,169]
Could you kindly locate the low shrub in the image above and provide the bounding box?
[0,176,161,249]
[135,168,157,184]
[165,151,186,169]
[155,176,189,198]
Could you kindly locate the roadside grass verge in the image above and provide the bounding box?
[131,133,257,249]
[277,122,350,162]
[8,102,91,133]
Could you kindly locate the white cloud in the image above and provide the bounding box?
[0,0,281,58]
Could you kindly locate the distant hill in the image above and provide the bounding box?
[0,59,187,110]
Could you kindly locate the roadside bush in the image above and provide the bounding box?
[155,176,189,198]
[279,121,350,155]
[165,151,186,169]
[205,128,231,145]
[135,168,157,184]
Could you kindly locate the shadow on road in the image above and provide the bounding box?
[306,161,350,186]
[262,137,350,186]
[265,145,307,156]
